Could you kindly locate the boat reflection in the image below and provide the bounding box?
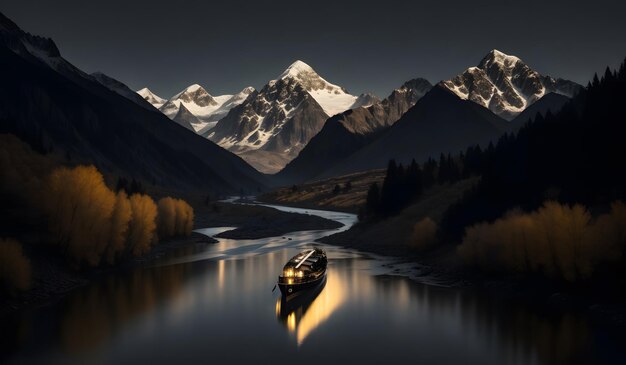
[276,268,347,345]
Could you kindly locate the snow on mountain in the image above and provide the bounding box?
[150,84,254,132]
[159,84,219,119]
[209,86,256,121]
[0,13,92,86]
[276,60,360,116]
[137,87,167,108]
[352,92,381,109]
[442,49,582,120]
[207,60,366,173]
[172,103,201,131]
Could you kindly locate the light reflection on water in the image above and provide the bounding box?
[0,204,624,364]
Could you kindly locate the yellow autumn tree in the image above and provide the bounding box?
[0,238,32,292]
[157,197,194,239]
[174,198,194,236]
[44,165,116,267]
[458,201,626,281]
[127,194,158,256]
[105,191,132,264]
[157,197,177,238]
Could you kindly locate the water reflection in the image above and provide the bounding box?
[276,273,349,346]
[1,203,624,365]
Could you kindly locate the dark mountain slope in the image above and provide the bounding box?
[442,62,626,239]
[509,92,570,128]
[0,13,267,193]
[321,85,508,178]
[276,79,432,184]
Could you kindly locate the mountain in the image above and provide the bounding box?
[0,12,267,193]
[320,85,509,178]
[207,60,366,173]
[442,50,582,120]
[155,84,254,132]
[509,92,571,128]
[92,72,156,110]
[277,78,433,183]
[172,104,200,131]
[353,92,381,108]
[137,87,167,108]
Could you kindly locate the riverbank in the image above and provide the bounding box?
[196,201,343,239]
[0,201,342,316]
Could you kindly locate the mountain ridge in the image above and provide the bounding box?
[442,49,581,120]
[0,11,268,193]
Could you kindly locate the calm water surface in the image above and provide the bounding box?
[1,202,623,364]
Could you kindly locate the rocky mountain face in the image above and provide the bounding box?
[137,84,255,132]
[277,78,433,183]
[207,60,368,173]
[0,11,268,193]
[172,104,201,131]
[442,50,582,120]
[320,85,510,178]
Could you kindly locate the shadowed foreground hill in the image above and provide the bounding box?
[0,12,267,193]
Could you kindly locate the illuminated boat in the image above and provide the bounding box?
[278,248,327,299]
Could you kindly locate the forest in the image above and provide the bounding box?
[361,58,626,287]
[0,134,194,294]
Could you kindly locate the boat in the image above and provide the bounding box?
[278,248,327,299]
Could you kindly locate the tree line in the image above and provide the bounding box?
[0,134,195,293]
[360,150,481,221]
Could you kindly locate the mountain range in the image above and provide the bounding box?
[0,10,584,191]
[275,52,580,183]
[203,60,378,173]
[136,50,580,179]
[0,12,267,193]
[138,84,255,133]
[276,78,433,183]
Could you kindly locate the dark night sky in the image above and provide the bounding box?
[3,0,625,98]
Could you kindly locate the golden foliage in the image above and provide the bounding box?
[0,238,32,292]
[0,135,194,267]
[157,197,177,238]
[41,165,164,265]
[458,201,626,281]
[44,165,116,266]
[105,191,132,264]
[157,197,194,238]
[409,217,438,251]
[127,194,158,257]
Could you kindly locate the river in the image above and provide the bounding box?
[1,202,623,364]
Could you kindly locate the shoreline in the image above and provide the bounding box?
[0,201,342,317]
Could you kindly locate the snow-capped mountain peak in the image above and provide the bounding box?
[137,87,167,108]
[278,60,317,79]
[170,84,217,107]
[481,49,522,70]
[144,83,255,133]
[272,60,358,116]
[207,60,369,173]
[442,49,581,120]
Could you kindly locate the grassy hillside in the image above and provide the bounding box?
[260,169,386,212]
